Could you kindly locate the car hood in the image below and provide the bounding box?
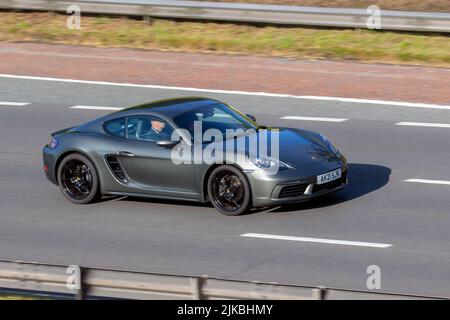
[218,127,338,168]
[269,128,338,167]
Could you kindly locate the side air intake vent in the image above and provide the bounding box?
[105,155,127,183]
[279,183,309,198]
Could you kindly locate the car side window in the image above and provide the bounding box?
[104,118,125,138]
[126,116,173,142]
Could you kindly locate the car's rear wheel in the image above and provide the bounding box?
[57,153,100,204]
[207,165,251,216]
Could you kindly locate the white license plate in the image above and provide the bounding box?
[317,168,342,185]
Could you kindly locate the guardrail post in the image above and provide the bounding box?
[143,16,154,25]
[312,286,328,300]
[191,275,207,300]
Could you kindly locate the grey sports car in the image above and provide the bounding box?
[43,97,348,215]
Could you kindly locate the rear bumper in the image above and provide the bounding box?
[43,146,58,185]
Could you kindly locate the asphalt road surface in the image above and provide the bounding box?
[1,76,450,297]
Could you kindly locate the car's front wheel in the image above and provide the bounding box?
[207,165,251,216]
[57,153,100,204]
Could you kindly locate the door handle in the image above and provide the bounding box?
[118,151,134,157]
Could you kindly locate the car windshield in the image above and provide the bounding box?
[172,103,256,141]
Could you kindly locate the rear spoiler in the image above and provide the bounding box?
[51,126,76,137]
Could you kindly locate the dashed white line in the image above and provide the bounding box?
[241,233,392,248]
[298,96,450,110]
[1,73,450,110]
[0,101,30,106]
[281,116,348,122]
[70,105,123,111]
[396,122,450,128]
[404,179,450,186]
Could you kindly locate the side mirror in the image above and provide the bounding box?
[246,113,256,122]
[156,140,179,148]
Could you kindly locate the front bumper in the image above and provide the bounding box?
[247,157,348,207]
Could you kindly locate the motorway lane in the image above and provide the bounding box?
[1,78,450,296]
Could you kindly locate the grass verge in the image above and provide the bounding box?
[1,12,449,67]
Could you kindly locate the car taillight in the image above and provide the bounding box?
[48,137,59,149]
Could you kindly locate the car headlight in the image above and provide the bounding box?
[319,134,339,155]
[254,156,288,170]
[48,137,59,149]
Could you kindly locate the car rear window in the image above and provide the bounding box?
[104,118,125,138]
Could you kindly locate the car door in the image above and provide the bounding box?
[114,115,198,198]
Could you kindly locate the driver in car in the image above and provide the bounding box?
[141,119,170,142]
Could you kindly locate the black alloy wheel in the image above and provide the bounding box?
[57,153,100,204]
[207,165,251,216]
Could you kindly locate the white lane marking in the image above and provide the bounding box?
[396,122,450,128]
[70,105,123,111]
[298,96,450,110]
[1,74,450,110]
[281,116,348,122]
[241,233,392,248]
[0,101,30,106]
[405,179,450,186]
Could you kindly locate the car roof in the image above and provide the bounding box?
[116,97,222,118]
[73,97,225,134]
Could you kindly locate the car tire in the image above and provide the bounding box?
[57,153,100,204]
[207,165,252,216]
